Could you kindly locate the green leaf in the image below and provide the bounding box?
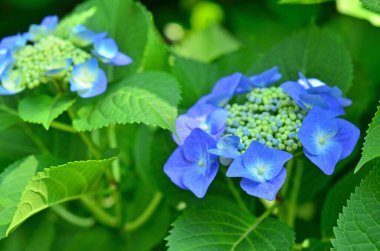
[332,164,380,250]
[251,27,353,93]
[361,0,380,14]
[166,199,295,250]
[18,94,76,130]
[0,156,113,239]
[0,112,18,131]
[355,103,380,172]
[278,0,333,4]
[174,24,241,63]
[73,72,180,132]
[55,7,97,37]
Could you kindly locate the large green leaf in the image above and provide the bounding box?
[278,0,333,4]
[166,199,295,250]
[73,72,180,132]
[251,27,353,93]
[18,94,76,130]
[361,0,380,14]
[332,164,380,250]
[0,156,113,239]
[355,104,380,172]
[0,112,18,132]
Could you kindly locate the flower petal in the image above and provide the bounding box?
[164,147,193,189]
[109,51,133,66]
[304,141,342,175]
[335,118,360,160]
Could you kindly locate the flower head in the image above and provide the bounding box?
[0,69,25,95]
[28,15,59,41]
[174,103,228,145]
[92,38,133,66]
[298,106,360,175]
[164,128,219,198]
[70,25,107,47]
[281,73,351,115]
[227,141,292,200]
[69,58,107,98]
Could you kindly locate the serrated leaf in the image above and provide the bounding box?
[174,24,241,63]
[361,0,380,14]
[166,199,294,250]
[0,156,113,239]
[73,72,180,132]
[18,94,76,130]
[355,104,380,172]
[251,27,353,93]
[332,164,380,250]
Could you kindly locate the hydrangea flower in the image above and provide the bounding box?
[281,73,351,115]
[69,58,107,98]
[226,141,292,200]
[174,103,228,144]
[92,38,133,66]
[0,15,132,97]
[28,15,59,41]
[164,128,219,198]
[298,106,360,175]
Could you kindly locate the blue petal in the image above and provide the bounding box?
[109,51,133,66]
[207,108,228,136]
[304,141,342,175]
[298,107,339,155]
[182,128,216,162]
[248,66,282,88]
[209,135,241,159]
[40,15,59,30]
[173,114,193,145]
[335,118,360,160]
[78,68,107,98]
[240,168,286,201]
[94,38,118,61]
[182,155,219,198]
[281,81,308,110]
[164,147,194,189]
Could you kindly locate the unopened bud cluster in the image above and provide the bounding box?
[224,87,305,152]
[14,36,90,88]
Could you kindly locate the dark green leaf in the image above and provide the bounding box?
[361,0,380,14]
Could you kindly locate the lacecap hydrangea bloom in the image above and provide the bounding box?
[0,15,132,98]
[164,68,360,199]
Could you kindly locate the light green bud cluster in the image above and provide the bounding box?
[224,87,305,152]
[14,35,91,88]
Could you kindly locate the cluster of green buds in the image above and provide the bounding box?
[224,87,305,152]
[14,36,90,88]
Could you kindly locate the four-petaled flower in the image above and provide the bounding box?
[298,106,360,175]
[164,128,219,198]
[226,141,292,200]
[92,38,133,66]
[174,103,228,145]
[281,73,351,115]
[69,58,107,98]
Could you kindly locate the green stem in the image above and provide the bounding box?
[50,121,77,134]
[222,166,249,213]
[286,160,303,228]
[281,157,295,198]
[52,204,95,227]
[107,125,121,182]
[231,203,277,249]
[80,197,118,228]
[123,192,163,232]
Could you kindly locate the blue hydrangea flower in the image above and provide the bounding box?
[281,73,351,115]
[174,103,228,144]
[226,141,292,200]
[164,128,219,198]
[28,15,59,41]
[70,25,107,47]
[236,66,282,93]
[45,58,72,78]
[0,33,28,51]
[69,58,107,98]
[92,38,133,66]
[0,70,24,95]
[298,107,360,175]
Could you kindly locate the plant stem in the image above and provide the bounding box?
[123,192,163,232]
[52,204,95,227]
[222,166,249,212]
[281,157,295,198]
[107,125,121,182]
[286,160,303,228]
[50,121,77,134]
[80,197,118,228]
[231,203,277,249]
